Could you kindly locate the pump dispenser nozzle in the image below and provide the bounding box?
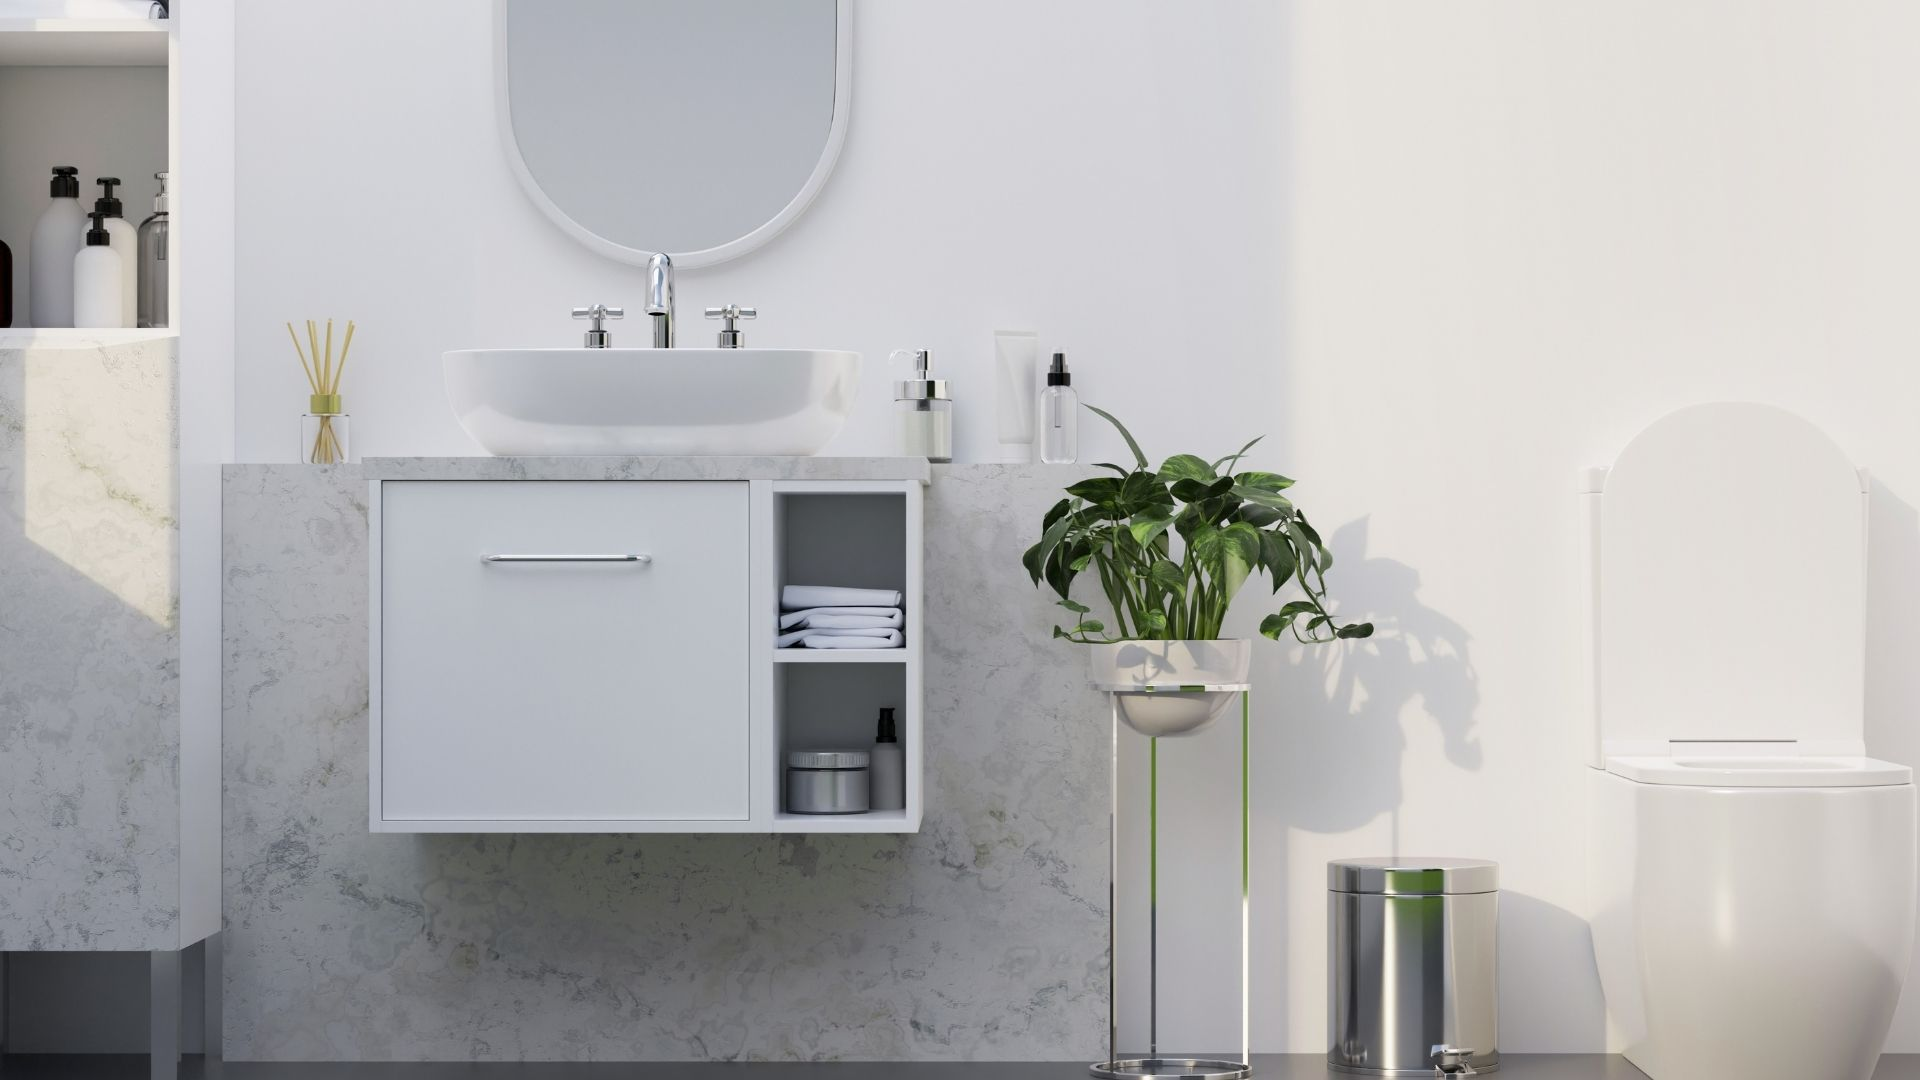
[49,166,79,198]
[85,212,110,246]
[1048,352,1071,386]
[93,177,123,218]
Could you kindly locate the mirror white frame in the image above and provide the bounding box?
[492,0,853,269]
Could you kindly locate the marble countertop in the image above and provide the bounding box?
[226,457,933,482]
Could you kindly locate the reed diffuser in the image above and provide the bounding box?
[289,318,355,464]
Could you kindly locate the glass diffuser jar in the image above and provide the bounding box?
[302,395,350,464]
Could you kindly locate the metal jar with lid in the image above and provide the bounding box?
[786,749,870,814]
[1328,857,1498,1076]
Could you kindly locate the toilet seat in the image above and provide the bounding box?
[1605,754,1911,788]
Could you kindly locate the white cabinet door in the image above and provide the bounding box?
[378,481,749,823]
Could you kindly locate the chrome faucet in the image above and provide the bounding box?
[646,252,675,348]
[571,304,623,348]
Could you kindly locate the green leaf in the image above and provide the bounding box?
[1233,485,1294,513]
[1234,470,1294,491]
[1276,599,1319,618]
[1129,506,1175,549]
[1157,454,1216,485]
[1071,619,1106,635]
[1170,477,1216,504]
[1140,609,1169,634]
[1260,530,1297,590]
[1022,540,1044,585]
[1335,623,1375,639]
[1057,598,1092,614]
[1295,513,1332,572]
[1084,404,1148,470]
[1204,475,1236,499]
[1259,613,1293,640]
[1211,436,1264,474]
[1219,522,1261,598]
[1041,497,1072,531]
[1093,462,1131,476]
[1122,469,1174,507]
[1148,558,1187,595]
[1066,476,1124,506]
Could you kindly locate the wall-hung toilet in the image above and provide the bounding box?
[1583,403,1916,1080]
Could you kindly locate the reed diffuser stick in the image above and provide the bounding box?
[290,317,357,464]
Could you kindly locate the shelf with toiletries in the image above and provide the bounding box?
[773,660,917,831]
[0,18,171,334]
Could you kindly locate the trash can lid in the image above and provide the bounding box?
[1328,857,1498,895]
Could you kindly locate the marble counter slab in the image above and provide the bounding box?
[352,456,932,483]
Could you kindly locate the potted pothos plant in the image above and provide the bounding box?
[1023,407,1372,736]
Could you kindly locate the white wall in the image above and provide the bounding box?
[233,1,1285,465]
[236,0,1920,1056]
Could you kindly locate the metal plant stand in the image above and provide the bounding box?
[1091,682,1253,1080]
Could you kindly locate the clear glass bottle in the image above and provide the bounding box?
[1040,352,1078,463]
[302,396,350,464]
[136,171,169,328]
[891,348,952,463]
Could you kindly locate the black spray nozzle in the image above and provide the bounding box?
[49,166,79,198]
[876,707,898,743]
[85,212,111,245]
[1047,351,1071,386]
[94,177,123,217]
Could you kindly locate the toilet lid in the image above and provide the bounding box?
[1605,755,1911,788]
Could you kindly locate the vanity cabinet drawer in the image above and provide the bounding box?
[375,481,749,824]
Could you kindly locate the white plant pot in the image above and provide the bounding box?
[1089,639,1252,738]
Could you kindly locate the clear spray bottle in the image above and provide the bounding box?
[1040,352,1077,464]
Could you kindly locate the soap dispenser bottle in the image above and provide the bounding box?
[137,172,169,328]
[890,348,953,463]
[92,178,138,329]
[30,166,85,327]
[1040,352,1078,464]
[73,213,125,329]
[869,707,904,811]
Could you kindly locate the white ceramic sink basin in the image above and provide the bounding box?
[444,348,860,455]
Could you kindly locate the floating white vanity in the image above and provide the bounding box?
[366,457,926,834]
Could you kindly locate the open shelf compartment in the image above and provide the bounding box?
[767,481,923,832]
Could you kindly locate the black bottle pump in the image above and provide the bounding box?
[85,212,111,246]
[94,177,124,219]
[49,166,79,198]
[876,707,898,744]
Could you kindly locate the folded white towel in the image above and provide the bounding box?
[778,606,903,630]
[783,585,903,610]
[787,611,903,632]
[777,628,904,649]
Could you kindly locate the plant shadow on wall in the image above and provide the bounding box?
[1271,516,1480,839]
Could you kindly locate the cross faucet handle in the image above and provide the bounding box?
[704,304,758,348]
[572,304,624,348]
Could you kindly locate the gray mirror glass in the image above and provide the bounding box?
[498,0,846,267]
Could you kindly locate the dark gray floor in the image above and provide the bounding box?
[1,1056,1919,1079]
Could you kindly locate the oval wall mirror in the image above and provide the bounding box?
[495,0,850,269]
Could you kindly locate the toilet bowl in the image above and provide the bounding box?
[1582,404,1916,1080]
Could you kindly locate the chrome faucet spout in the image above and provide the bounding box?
[646,252,675,348]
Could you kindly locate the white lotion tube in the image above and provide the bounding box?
[993,330,1038,462]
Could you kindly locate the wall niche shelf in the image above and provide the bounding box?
[367,465,927,835]
[0,18,167,65]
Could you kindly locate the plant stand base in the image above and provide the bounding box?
[1091,1058,1253,1080]
[1096,688,1254,1080]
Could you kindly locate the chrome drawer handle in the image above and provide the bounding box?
[481,553,652,563]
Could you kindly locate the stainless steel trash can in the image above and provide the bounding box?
[1329,857,1498,1075]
